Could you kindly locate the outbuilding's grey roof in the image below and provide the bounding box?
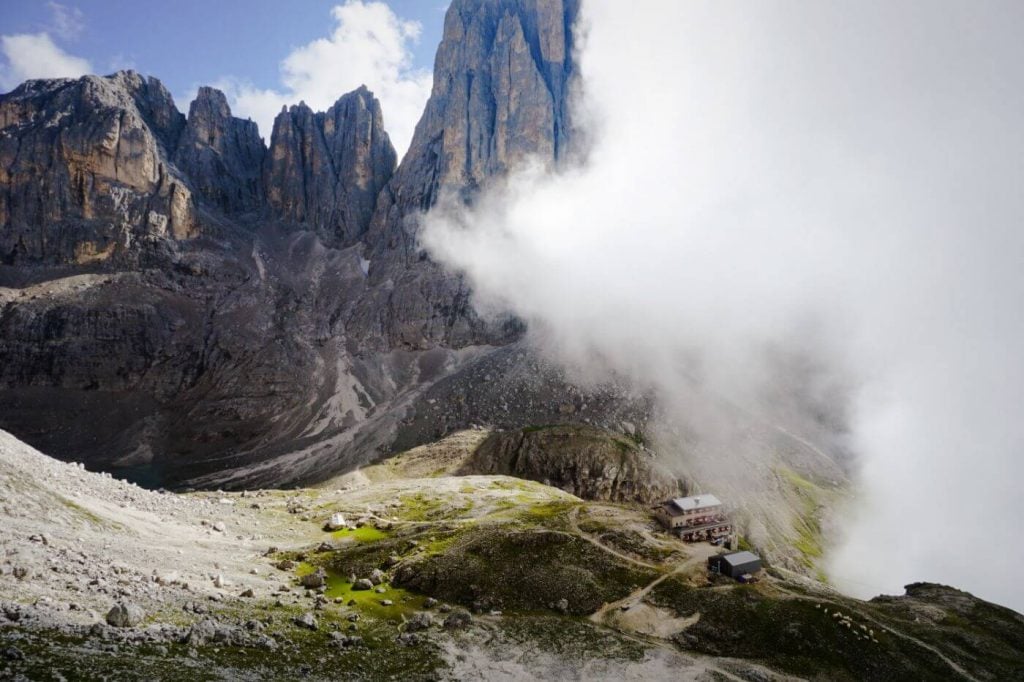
[722,551,760,566]
[669,494,723,512]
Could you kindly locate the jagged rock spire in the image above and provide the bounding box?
[264,87,396,247]
[174,86,265,214]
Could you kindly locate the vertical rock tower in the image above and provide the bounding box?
[351,0,581,350]
[264,88,397,247]
[174,86,265,214]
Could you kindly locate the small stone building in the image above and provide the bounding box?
[708,551,763,579]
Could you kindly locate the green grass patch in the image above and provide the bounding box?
[778,467,821,492]
[58,495,121,529]
[393,526,656,615]
[295,563,425,620]
[395,493,450,521]
[330,525,390,543]
[487,478,536,492]
[777,467,827,569]
[517,500,579,526]
[794,521,824,566]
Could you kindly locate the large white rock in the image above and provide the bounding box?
[325,513,346,530]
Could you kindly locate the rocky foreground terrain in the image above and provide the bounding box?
[2,427,1022,681]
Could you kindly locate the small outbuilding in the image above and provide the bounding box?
[708,551,762,579]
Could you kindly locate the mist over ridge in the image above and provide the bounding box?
[421,0,1024,610]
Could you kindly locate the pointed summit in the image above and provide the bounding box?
[264,87,396,246]
[399,0,580,204]
[175,86,265,213]
[349,0,581,350]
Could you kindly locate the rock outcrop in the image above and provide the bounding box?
[0,72,398,264]
[462,424,681,504]
[264,88,396,246]
[174,86,265,214]
[0,71,197,264]
[373,0,578,211]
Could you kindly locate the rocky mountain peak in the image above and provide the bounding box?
[347,0,580,352]
[85,71,185,150]
[174,86,265,214]
[264,87,396,246]
[190,86,232,119]
[0,71,197,264]
[385,0,579,213]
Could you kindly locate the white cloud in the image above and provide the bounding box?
[0,32,92,91]
[213,1,431,157]
[48,2,85,41]
[422,1,1024,611]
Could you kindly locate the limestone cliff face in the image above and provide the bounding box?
[350,0,580,351]
[0,71,198,264]
[174,87,265,214]
[264,88,396,246]
[0,72,397,262]
[387,0,578,206]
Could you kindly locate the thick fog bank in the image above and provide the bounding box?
[422,1,1024,611]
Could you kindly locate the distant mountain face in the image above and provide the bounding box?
[0,0,852,582]
[0,71,392,263]
[0,0,589,488]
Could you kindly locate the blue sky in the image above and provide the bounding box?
[0,1,449,152]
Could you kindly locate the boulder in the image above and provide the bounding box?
[106,603,145,628]
[293,612,318,631]
[185,619,249,647]
[444,609,473,630]
[405,612,433,632]
[352,578,374,591]
[301,569,326,589]
[325,513,347,531]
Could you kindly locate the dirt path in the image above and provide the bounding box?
[590,547,714,624]
[566,506,665,570]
